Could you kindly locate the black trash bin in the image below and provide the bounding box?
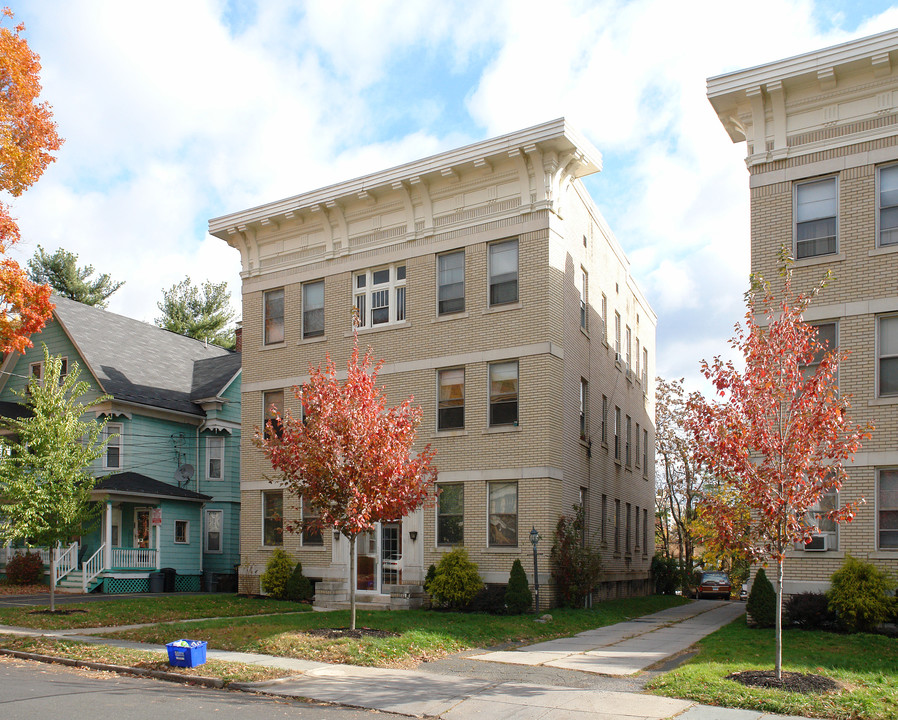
[149,571,164,593]
[160,567,177,593]
[203,570,218,593]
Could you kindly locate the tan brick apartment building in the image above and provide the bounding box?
[210,119,656,606]
[708,31,898,594]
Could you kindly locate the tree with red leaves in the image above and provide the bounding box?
[688,258,872,679]
[255,333,437,629]
[0,7,59,352]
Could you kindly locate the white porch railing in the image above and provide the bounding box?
[83,544,105,593]
[52,542,78,586]
[0,546,52,566]
[111,547,157,569]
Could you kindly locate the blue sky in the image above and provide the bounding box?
[7,0,898,391]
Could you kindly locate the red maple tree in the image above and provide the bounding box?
[0,8,59,352]
[256,333,437,629]
[687,261,872,679]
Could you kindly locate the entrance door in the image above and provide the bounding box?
[355,523,403,594]
[135,509,151,549]
[380,523,402,588]
[356,530,377,592]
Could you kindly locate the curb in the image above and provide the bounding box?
[0,648,225,688]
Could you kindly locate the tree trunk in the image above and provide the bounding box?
[775,556,783,680]
[49,546,56,613]
[349,533,357,631]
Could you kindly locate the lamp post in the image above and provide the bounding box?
[529,526,540,611]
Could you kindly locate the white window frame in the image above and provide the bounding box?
[262,491,283,547]
[614,312,621,356]
[436,482,464,546]
[799,489,839,552]
[601,294,608,343]
[302,280,325,339]
[300,495,323,547]
[205,509,223,554]
[877,468,898,551]
[578,267,588,330]
[488,239,519,307]
[206,435,224,481]
[794,176,838,259]
[353,264,406,329]
[579,378,588,439]
[802,321,838,380]
[104,422,123,470]
[437,367,465,431]
[263,287,285,345]
[488,360,519,427]
[263,389,284,439]
[174,519,190,545]
[642,347,648,386]
[614,407,621,461]
[626,326,632,369]
[878,314,898,398]
[877,163,898,248]
[437,250,465,316]
[488,481,518,547]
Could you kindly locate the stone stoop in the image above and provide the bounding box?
[314,582,428,611]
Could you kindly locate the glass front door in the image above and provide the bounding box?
[355,523,403,593]
[356,530,377,592]
[135,508,151,548]
[380,523,402,588]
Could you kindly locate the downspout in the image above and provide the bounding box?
[197,426,203,575]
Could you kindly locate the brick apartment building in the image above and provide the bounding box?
[708,30,898,594]
[210,119,656,607]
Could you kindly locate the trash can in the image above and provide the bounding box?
[203,570,218,593]
[149,571,164,593]
[161,567,177,593]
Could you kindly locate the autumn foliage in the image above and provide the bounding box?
[0,8,60,352]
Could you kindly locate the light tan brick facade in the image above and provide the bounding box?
[708,31,898,593]
[210,119,656,606]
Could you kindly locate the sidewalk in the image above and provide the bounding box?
[0,600,814,720]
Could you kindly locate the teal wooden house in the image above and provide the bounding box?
[0,296,241,593]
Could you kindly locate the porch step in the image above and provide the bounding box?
[55,570,102,594]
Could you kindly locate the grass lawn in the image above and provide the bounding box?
[647,619,898,720]
[0,634,290,685]
[104,594,690,668]
[0,595,311,630]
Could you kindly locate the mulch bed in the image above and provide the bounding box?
[728,670,841,693]
[304,627,398,640]
[0,584,49,596]
[28,609,88,616]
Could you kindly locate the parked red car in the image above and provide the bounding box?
[695,571,732,600]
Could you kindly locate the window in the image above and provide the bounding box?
[354,264,406,328]
[614,312,621,356]
[437,483,464,545]
[795,177,837,259]
[801,322,837,379]
[626,415,632,466]
[626,503,631,554]
[614,499,621,554]
[438,251,465,315]
[802,490,838,551]
[878,469,898,549]
[174,520,189,544]
[489,239,518,306]
[578,268,588,330]
[626,326,632,369]
[635,504,640,551]
[643,429,649,477]
[643,508,649,553]
[29,361,42,384]
[262,491,283,546]
[601,494,607,543]
[879,164,898,246]
[635,339,640,380]
[104,423,123,469]
[205,510,222,553]
[206,436,224,480]
[438,368,465,430]
[263,390,284,439]
[635,423,640,467]
[302,280,324,338]
[614,407,621,461]
[601,294,607,342]
[264,288,285,344]
[879,315,898,396]
[489,361,518,426]
[579,379,588,439]
[642,347,648,386]
[488,481,517,546]
[601,395,608,444]
[301,496,323,546]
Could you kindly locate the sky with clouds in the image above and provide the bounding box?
[7,0,898,392]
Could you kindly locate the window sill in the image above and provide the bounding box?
[483,425,522,434]
[485,545,520,552]
[258,546,284,551]
[433,312,469,323]
[344,322,411,338]
[869,550,898,559]
[298,335,327,345]
[869,396,898,406]
[261,342,287,351]
[794,252,845,267]
[579,438,591,450]
[482,302,522,315]
[433,429,468,438]
[299,544,328,551]
[580,327,590,340]
[868,244,898,257]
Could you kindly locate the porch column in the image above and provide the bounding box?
[104,502,112,569]
[155,523,161,569]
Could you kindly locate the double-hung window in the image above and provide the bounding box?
[262,491,283,546]
[614,499,621,554]
[301,496,323,546]
[263,389,284,439]
[489,239,518,306]
[795,177,837,259]
[579,379,588,439]
[264,288,285,344]
[488,481,517,546]
[601,294,608,342]
[878,469,898,550]
[626,415,632,466]
[626,326,632,369]
[205,510,223,553]
[879,315,898,397]
[879,164,898,247]
[175,520,190,545]
[302,280,324,338]
[578,268,588,330]
[642,347,648,386]
[437,483,464,545]
[438,368,465,430]
[601,395,608,444]
[801,322,837,380]
[643,429,649,476]
[614,312,621,357]
[354,265,406,328]
[206,436,224,480]
[438,251,465,315]
[614,407,621,460]
[104,423,123,470]
[802,490,838,551]
[489,361,518,426]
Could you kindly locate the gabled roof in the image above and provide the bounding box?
[50,295,238,416]
[94,472,212,502]
[191,352,242,402]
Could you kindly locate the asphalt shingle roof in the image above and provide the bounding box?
[191,353,242,401]
[94,471,212,501]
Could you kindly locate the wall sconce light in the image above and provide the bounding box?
[333,530,341,542]
[408,531,418,541]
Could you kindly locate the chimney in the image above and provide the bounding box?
[234,323,242,352]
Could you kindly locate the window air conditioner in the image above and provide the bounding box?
[804,534,827,551]
[615,352,623,365]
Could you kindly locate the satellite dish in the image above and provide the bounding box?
[174,464,195,486]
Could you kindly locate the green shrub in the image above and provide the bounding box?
[5,551,44,585]
[828,554,896,633]
[428,547,483,609]
[651,555,680,595]
[424,564,436,594]
[285,561,313,602]
[464,584,507,614]
[505,559,532,614]
[747,567,776,628]
[550,505,602,608]
[785,592,837,630]
[260,548,293,600]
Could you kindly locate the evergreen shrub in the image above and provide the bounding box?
[550,505,602,608]
[784,592,836,630]
[464,584,507,614]
[285,561,314,602]
[828,554,896,633]
[428,547,483,609]
[747,567,776,628]
[505,559,533,614]
[651,555,680,595]
[260,548,293,600]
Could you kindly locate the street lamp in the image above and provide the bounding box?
[529,526,540,611]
